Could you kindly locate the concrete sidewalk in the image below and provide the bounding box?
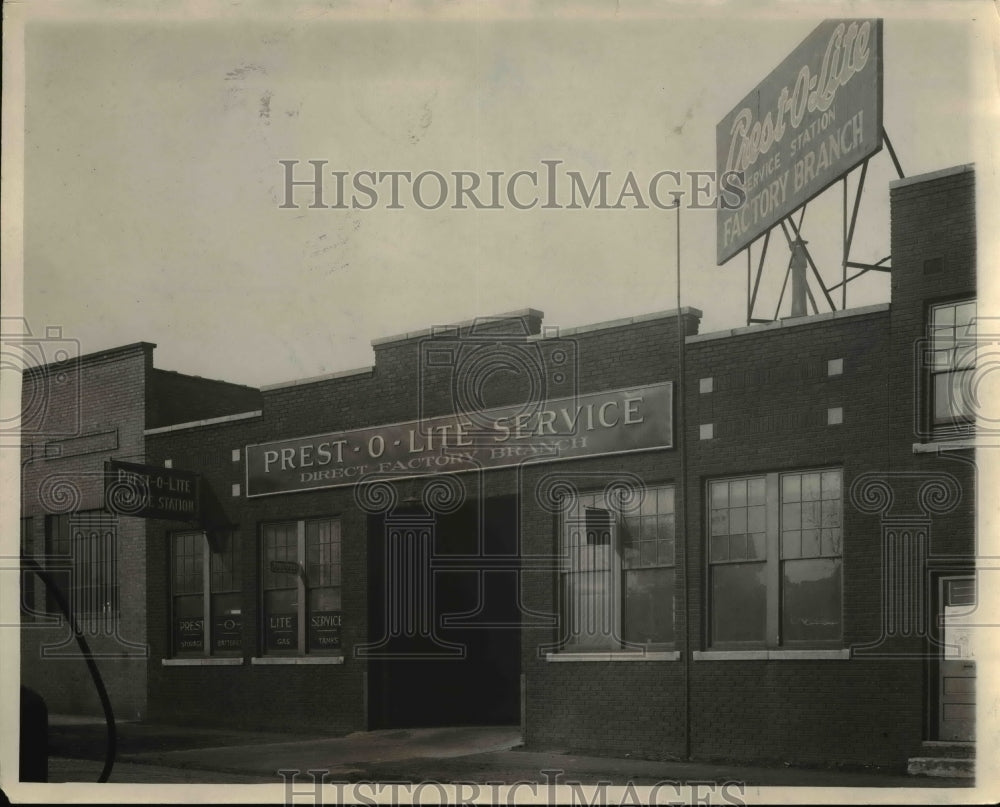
[45,718,973,789]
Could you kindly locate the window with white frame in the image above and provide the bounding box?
[261,518,342,655]
[560,485,675,651]
[171,530,242,656]
[928,300,976,427]
[45,512,118,628]
[708,469,842,648]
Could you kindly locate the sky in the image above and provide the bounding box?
[6,0,999,388]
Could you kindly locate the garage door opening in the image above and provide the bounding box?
[366,494,521,729]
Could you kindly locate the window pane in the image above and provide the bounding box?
[747,505,766,533]
[782,558,842,642]
[263,588,297,652]
[174,594,204,653]
[729,479,747,507]
[801,529,821,557]
[782,530,801,559]
[728,533,747,561]
[711,563,766,644]
[782,502,801,529]
[955,302,976,328]
[657,538,675,566]
[640,541,657,567]
[658,487,675,514]
[748,532,766,559]
[801,501,820,529]
[307,587,342,652]
[821,471,841,500]
[821,528,842,556]
[821,499,840,527]
[730,507,747,534]
[782,475,801,502]
[711,533,729,562]
[711,509,729,536]
[711,482,729,508]
[747,477,766,505]
[624,568,674,645]
[933,305,955,328]
[802,474,821,501]
[211,591,242,654]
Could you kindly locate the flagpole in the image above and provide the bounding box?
[675,201,692,762]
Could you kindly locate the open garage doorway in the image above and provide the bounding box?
[366,494,521,728]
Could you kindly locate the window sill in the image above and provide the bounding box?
[545,651,679,662]
[693,649,850,660]
[162,657,244,666]
[912,438,978,453]
[250,655,345,665]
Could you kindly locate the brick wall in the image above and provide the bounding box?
[147,369,262,429]
[20,344,153,720]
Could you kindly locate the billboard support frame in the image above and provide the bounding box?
[743,125,905,327]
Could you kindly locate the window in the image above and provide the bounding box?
[708,469,842,648]
[929,300,976,426]
[560,485,675,651]
[45,512,119,629]
[171,530,242,656]
[261,519,342,655]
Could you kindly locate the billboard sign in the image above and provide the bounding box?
[245,382,672,497]
[716,19,883,264]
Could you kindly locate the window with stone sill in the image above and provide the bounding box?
[172,530,242,656]
[928,299,977,432]
[559,485,676,652]
[708,469,843,649]
[261,518,342,655]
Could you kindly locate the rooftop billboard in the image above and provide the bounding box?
[716,19,883,264]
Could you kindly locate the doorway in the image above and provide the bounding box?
[937,575,976,741]
[366,494,521,728]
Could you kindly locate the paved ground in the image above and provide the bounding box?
[36,716,975,791]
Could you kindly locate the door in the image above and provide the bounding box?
[938,576,976,741]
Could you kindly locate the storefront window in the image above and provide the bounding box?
[261,518,342,655]
[171,530,242,656]
[708,469,843,648]
[560,485,675,651]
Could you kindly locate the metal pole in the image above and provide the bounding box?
[675,202,691,762]
[842,176,848,310]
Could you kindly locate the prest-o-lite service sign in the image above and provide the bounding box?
[245,382,672,497]
[717,19,883,264]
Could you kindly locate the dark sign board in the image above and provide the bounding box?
[105,460,200,521]
[246,382,672,497]
[269,560,303,577]
[716,19,883,264]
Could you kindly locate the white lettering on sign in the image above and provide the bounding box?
[247,383,672,497]
[724,21,872,176]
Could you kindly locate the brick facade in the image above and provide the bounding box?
[23,165,978,769]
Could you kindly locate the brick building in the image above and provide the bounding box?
[21,164,978,769]
[19,342,260,719]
